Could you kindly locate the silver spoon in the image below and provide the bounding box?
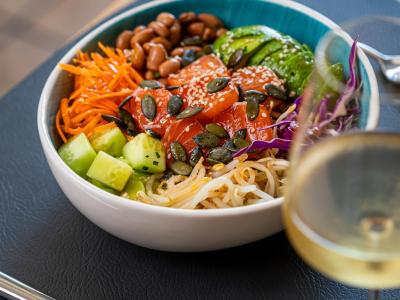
[359,42,400,84]
[0,272,54,300]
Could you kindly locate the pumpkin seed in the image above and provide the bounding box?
[233,128,247,139]
[166,85,179,91]
[206,158,221,166]
[189,146,203,167]
[167,95,183,116]
[205,123,229,138]
[140,80,161,89]
[246,97,259,121]
[145,129,162,139]
[227,48,244,68]
[237,84,245,101]
[181,35,203,46]
[141,94,157,121]
[207,147,233,164]
[119,108,138,135]
[118,95,133,109]
[206,77,230,93]
[182,49,197,67]
[170,161,193,176]
[102,114,127,129]
[243,90,268,104]
[193,132,220,148]
[176,106,203,119]
[170,141,187,162]
[264,83,287,101]
[222,139,237,152]
[233,138,250,149]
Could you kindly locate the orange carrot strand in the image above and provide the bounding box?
[56,111,67,143]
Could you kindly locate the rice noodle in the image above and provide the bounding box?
[133,151,289,209]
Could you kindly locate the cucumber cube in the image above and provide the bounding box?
[87,151,132,191]
[58,133,96,178]
[123,133,166,173]
[89,126,127,157]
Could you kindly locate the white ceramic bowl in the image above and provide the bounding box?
[38,0,379,252]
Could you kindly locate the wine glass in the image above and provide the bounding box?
[283,17,400,300]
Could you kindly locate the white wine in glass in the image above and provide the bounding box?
[284,133,400,289]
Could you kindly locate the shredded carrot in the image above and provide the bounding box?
[56,43,143,141]
[98,42,120,62]
[71,109,114,124]
[122,71,138,89]
[128,67,144,84]
[56,111,67,143]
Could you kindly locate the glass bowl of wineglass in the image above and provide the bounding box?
[283,17,400,299]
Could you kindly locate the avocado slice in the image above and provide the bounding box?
[248,39,284,66]
[213,25,315,97]
[213,25,281,65]
[261,42,314,96]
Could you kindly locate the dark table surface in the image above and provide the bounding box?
[1,0,400,299]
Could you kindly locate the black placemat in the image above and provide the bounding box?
[1,1,400,299]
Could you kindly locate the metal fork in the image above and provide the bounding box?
[0,272,54,300]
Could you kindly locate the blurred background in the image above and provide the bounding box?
[0,0,132,97]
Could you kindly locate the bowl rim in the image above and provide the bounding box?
[37,0,379,217]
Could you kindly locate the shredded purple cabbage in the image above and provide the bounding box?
[316,98,329,123]
[233,40,360,157]
[293,96,302,112]
[233,138,292,157]
[317,40,358,129]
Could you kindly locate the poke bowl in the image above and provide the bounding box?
[37,0,379,252]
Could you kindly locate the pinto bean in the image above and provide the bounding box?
[187,22,205,36]
[116,30,134,50]
[151,36,172,51]
[131,28,155,46]
[147,44,167,71]
[148,21,170,37]
[169,21,182,45]
[142,42,155,54]
[131,42,145,70]
[202,27,216,41]
[145,70,155,80]
[159,58,181,77]
[179,11,197,24]
[156,12,176,27]
[133,25,146,34]
[197,13,223,28]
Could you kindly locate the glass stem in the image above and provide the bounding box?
[368,289,380,300]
